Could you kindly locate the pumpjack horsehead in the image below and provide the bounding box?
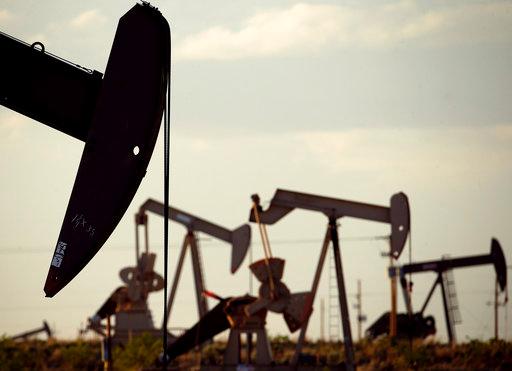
[0,3,171,297]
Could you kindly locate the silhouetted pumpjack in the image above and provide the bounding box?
[0,3,171,297]
[136,198,251,331]
[375,238,507,343]
[87,251,165,345]
[365,312,436,340]
[85,198,251,345]
[11,321,53,341]
[160,196,313,367]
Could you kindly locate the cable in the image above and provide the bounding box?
[162,39,171,370]
[408,225,413,307]
[251,202,276,298]
[0,235,391,254]
[251,203,273,259]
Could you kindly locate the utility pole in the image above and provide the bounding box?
[320,298,325,341]
[357,280,362,340]
[354,279,366,341]
[389,249,397,338]
[495,278,499,340]
[249,244,253,295]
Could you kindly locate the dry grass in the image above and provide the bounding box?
[1,334,511,370]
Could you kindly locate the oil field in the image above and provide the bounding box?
[1,1,512,370]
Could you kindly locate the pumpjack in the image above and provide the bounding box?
[136,198,251,329]
[85,199,251,346]
[86,250,164,345]
[369,238,508,344]
[161,261,313,368]
[160,189,410,370]
[248,189,410,370]
[159,194,313,368]
[11,321,53,341]
[0,3,170,297]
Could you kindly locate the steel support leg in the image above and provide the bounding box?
[439,273,455,345]
[189,233,209,318]
[163,234,190,328]
[330,218,355,371]
[290,227,331,365]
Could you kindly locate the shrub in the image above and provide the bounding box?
[112,333,162,371]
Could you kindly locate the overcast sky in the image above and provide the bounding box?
[0,0,511,344]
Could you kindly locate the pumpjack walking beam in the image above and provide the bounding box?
[0,31,102,141]
[392,238,507,344]
[137,198,251,327]
[249,189,410,370]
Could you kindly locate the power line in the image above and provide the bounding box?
[0,235,391,254]
[0,304,92,312]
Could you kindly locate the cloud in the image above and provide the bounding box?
[175,3,342,60]
[26,33,48,46]
[0,9,13,23]
[168,124,512,197]
[495,124,512,141]
[183,137,212,152]
[0,112,31,140]
[69,9,106,29]
[175,1,512,60]
[293,125,512,183]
